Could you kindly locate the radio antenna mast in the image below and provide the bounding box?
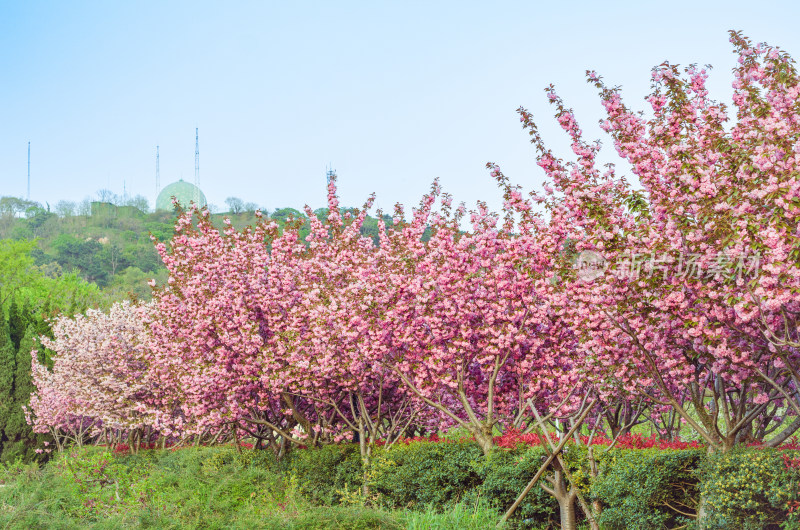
[156,145,160,195]
[194,127,200,204]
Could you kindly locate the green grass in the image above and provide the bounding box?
[400,501,508,529]
[0,446,507,530]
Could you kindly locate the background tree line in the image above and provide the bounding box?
[0,192,403,304]
[0,239,100,462]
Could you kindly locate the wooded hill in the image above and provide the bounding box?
[0,195,398,303]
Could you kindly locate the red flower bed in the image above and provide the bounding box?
[493,430,704,450]
[96,433,800,455]
[394,433,444,445]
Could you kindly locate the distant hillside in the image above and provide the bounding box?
[0,196,398,303]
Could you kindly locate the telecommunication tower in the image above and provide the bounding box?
[326,165,335,187]
[156,146,160,195]
[194,128,200,204]
[27,142,30,200]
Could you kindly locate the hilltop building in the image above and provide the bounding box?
[155,179,207,211]
[90,202,146,219]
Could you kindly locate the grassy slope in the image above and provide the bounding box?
[0,445,506,530]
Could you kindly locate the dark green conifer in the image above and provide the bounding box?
[7,299,26,351]
[2,325,41,463]
[0,313,15,454]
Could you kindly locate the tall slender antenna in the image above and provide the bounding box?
[156,146,160,195]
[194,127,200,204]
[326,164,335,187]
[27,142,30,200]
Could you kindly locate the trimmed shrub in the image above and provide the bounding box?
[472,445,558,527]
[591,447,704,529]
[698,447,798,529]
[370,441,484,509]
[281,444,363,505]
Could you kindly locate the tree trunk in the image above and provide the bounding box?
[559,493,578,530]
[357,421,372,497]
[233,426,243,454]
[586,447,603,528]
[472,427,494,455]
[695,445,719,528]
[695,492,707,529]
[543,469,578,530]
[277,434,288,460]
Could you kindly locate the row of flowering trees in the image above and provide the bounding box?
[28,179,582,456]
[25,32,800,518]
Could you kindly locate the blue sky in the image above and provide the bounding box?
[1,1,799,214]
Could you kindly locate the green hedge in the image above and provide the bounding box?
[697,447,799,529]
[279,444,363,505]
[590,447,704,529]
[471,444,559,527]
[370,441,484,509]
[281,441,800,528]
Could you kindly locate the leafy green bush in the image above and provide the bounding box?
[471,445,558,527]
[698,447,796,529]
[135,445,296,527]
[281,443,363,505]
[0,458,41,486]
[591,447,704,529]
[0,451,140,529]
[370,441,483,509]
[285,441,555,526]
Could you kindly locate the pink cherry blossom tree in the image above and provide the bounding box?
[370,181,583,455]
[144,204,306,452]
[497,31,800,452]
[146,182,425,464]
[28,301,158,451]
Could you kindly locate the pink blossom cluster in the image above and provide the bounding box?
[495,30,800,451]
[27,32,800,455]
